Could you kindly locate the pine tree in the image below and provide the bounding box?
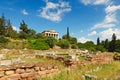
[0,14,6,36]
[19,20,28,39]
[104,39,109,50]
[109,33,116,52]
[67,27,70,40]
[97,37,100,45]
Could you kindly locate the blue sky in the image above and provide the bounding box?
[0,0,120,43]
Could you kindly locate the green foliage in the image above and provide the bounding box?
[96,45,106,52]
[0,14,5,36]
[108,33,116,52]
[0,36,9,43]
[97,37,100,45]
[57,39,70,49]
[28,39,50,50]
[27,29,36,38]
[78,41,96,51]
[115,40,120,52]
[19,20,29,39]
[71,44,78,49]
[45,37,56,48]
[69,37,77,44]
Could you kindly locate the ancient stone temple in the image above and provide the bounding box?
[42,30,59,39]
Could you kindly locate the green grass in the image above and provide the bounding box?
[90,61,120,79]
[41,61,120,80]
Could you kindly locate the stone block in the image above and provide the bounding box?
[45,70,51,74]
[5,70,14,75]
[16,68,25,74]
[0,71,5,77]
[47,66,52,70]
[34,67,39,71]
[7,74,21,80]
[0,60,12,66]
[0,76,8,80]
[40,67,46,71]
[21,73,29,79]
[37,71,46,76]
[26,68,34,73]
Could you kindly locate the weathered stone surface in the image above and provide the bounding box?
[5,70,14,75]
[45,70,51,74]
[26,68,34,73]
[16,69,25,74]
[37,71,46,76]
[0,76,8,80]
[21,73,29,78]
[0,62,58,80]
[7,74,21,80]
[40,67,46,71]
[34,67,39,71]
[0,71,4,77]
[0,60,12,66]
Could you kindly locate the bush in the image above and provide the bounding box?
[96,45,106,52]
[0,36,9,43]
[71,44,78,49]
[45,37,56,48]
[29,39,50,50]
[57,39,70,49]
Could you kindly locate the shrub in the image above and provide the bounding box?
[29,39,50,50]
[71,44,78,49]
[0,36,9,43]
[57,39,70,49]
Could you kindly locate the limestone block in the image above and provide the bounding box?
[0,76,8,80]
[47,66,52,70]
[5,70,14,75]
[45,70,51,74]
[26,68,34,73]
[21,73,29,79]
[34,67,39,71]
[37,71,46,76]
[16,68,25,74]
[0,71,5,77]
[7,74,21,80]
[54,66,58,69]
[40,67,46,71]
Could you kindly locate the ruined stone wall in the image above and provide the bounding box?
[0,62,58,80]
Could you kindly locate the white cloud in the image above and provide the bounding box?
[93,0,110,5]
[92,22,115,30]
[100,28,120,40]
[21,9,28,15]
[12,26,20,32]
[91,3,120,30]
[78,37,91,43]
[80,0,110,5]
[39,1,71,22]
[88,31,97,36]
[105,5,120,13]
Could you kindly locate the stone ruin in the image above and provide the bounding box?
[0,62,58,80]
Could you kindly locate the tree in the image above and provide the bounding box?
[67,27,70,40]
[104,39,109,50]
[115,40,120,52]
[36,33,44,39]
[0,14,6,36]
[45,37,55,48]
[108,33,116,52]
[97,37,100,45]
[27,29,36,38]
[6,20,14,38]
[96,45,106,52]
[69,37,77,44]
[57,39,70,49]
[19,20,28,39]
